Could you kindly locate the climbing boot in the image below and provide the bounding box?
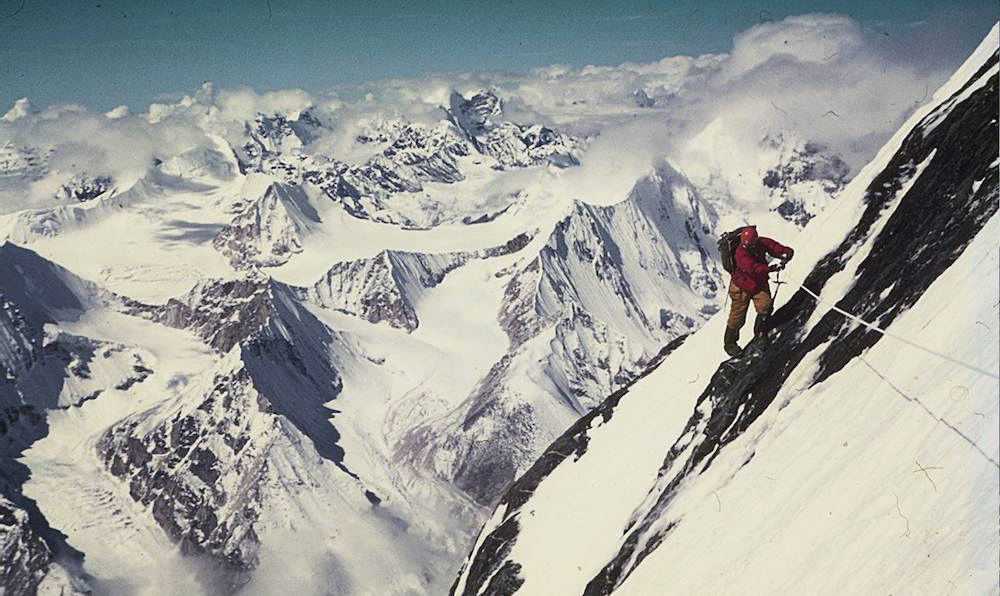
[754,313,771,339]
[723,327,741,357]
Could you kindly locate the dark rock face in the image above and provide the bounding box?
[0,292,41,392]
[124,277,277,352]
[497,258,546,347]
[449,91,505,136]
[55,175,113,202]
[98,366,266,574]
[0,495,59,595]
[762,139,850,226]
[455,50,999,596]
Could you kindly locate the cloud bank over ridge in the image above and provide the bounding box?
[0,14,979,212]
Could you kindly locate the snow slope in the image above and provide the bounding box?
[453,26,999,596]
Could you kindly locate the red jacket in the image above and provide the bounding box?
[732,237,793,294]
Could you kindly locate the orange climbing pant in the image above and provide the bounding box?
[727,280,772,330]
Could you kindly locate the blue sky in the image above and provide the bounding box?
[0,0,996,111]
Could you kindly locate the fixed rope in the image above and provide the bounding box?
[858,356,999,469]
[778,271,999,380]
[766,267,999,468]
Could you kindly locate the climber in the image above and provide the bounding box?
[723,225,793,357]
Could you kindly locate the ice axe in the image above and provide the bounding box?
[769,260,788,303]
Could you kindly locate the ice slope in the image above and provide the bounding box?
[453,26,999,596]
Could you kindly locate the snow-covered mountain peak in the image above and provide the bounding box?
[213,180,320,270]
[449,90,505,136]
[675,118,850,230]
[444,89,582,170]
[242,109,324,159]
[1,98,36,122]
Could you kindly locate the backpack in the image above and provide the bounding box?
[718,227,747,273]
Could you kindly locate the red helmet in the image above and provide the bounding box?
[740,226,758,247]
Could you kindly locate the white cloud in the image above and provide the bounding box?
[724,14,864,77]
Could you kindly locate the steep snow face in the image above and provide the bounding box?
[453,32,999,596]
